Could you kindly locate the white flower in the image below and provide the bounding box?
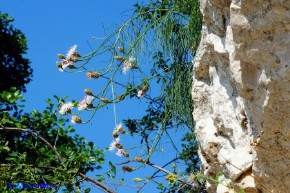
[122,56,135,74]
[137,90,144,98]
[57,60,75,72]
[128,56,135,63]
[62,60,74,69]
[114,123,125,134]
[78,95,95,111]
[115,123,122,131]
[109,137,120,151]
[57,45,78,72]
[116,149,126,157]
[66,45,77,60]
[59,102,74,115]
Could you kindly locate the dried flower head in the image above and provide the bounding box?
[122,166,133,172]
[84,88,93,96]
[86,72,101,79]
[112,131,119,138]
[135,156,143,162]
[118,46,124,53]
[71,115,82,124]
[114,55,123,61]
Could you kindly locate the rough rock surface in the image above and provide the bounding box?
[192,0,290,192]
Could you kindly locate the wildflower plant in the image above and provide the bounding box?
[56,0,204,192]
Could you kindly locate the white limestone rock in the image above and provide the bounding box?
[192,0,290,192]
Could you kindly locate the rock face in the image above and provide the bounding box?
[192,0,290,192]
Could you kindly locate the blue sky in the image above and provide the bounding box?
[1,1,190,192]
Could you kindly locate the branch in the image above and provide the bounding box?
[79,173,116,193]
[0,126,63,163]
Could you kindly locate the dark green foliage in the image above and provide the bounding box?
[0,12,32,93]
[0,96,104,192]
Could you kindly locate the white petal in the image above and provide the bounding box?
[66,45,77,58]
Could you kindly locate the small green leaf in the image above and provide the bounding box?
[109,161,116,176]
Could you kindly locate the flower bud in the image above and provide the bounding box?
[118,95,125,101]
[86,72,101,79]
[112,131,119,138]
[118,127,126,134]
[57,53,65,60]
[118,46,124,53]
[123,151,129,157]
[56,61,62,68]
[114,55,123,61]
[67,63,75,69]
[87,103,94,109]
[122,166,133,172]
[71,57,79,62]
[100,98,109,103]
[135,156,143,162]
[73,52,81,57]
[141,85,149,92]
